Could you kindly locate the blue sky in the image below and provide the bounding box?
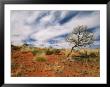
[11,10,100,49]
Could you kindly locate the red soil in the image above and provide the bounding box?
[11,49,99,77]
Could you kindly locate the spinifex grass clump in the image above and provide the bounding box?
[34,57,47,62]
[33,52,47,62]
[32,49,43,56]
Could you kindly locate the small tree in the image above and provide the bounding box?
[66,25,94,57]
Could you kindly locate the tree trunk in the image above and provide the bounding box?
[67,46,75,57]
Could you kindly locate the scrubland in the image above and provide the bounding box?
[11,45,100,77]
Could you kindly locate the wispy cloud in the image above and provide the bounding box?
[11,10,100,48]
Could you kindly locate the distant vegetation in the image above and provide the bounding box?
[46,49,61,55]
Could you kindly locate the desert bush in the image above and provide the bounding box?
[79,51,89,58]
[73,56,99,63]
[34,57,47,62]
[46,48,61,55]
[32,50,43,56]
[78,49,99,58]
[89,52,98,57]
[53,49,61,54]
[32,50,38,55]
[11,45,21,50]
[46,49,54,55]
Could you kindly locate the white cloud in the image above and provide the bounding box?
[63,11,100,29]
[11,10,100,48]
[30,26,72,42]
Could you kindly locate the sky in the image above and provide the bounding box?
[11,10,100,49]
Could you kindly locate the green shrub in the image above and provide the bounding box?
[79,51,89,58]
[45,49,61,55]
[11,45,21,50]
[53,49,61,54]
[79,50,98,58]
[89,52,97,57]
[34,57,47,62]
[32,50,37,55]
[46,49,54,55]
[32,50,42,55]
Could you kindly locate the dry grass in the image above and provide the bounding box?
[11,45,100,77]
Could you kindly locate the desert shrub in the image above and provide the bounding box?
[32,50,38,55]
[46,49,54,55]
[11,45,21,50]
[34,57,47,62]
[78,50,98,58]
[32,50,43,56]
[53,49,61,54]
[73,56,98,63]
[73,57,86,63]
[46,48,61,55]
[79,51,89,58]
[89,52,97,57]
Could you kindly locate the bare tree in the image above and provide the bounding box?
[66,25,94,57]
